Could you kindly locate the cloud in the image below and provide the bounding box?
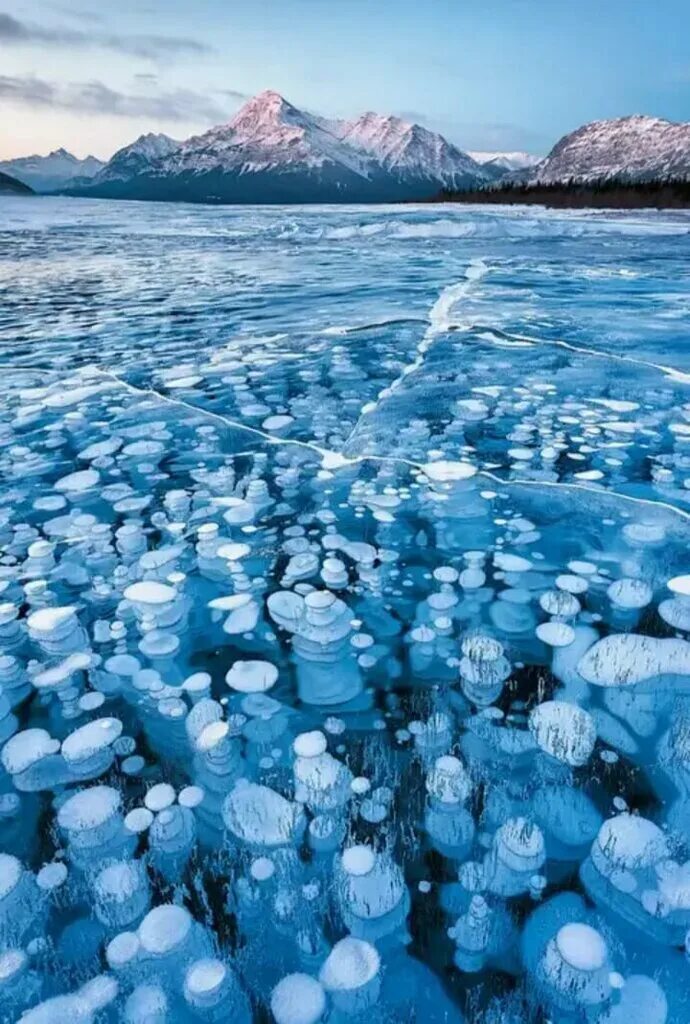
[0,12,212,60]
[42,3,105,24]
[0,74,230,123]
[395,109,433,125]
[216,88,251,102]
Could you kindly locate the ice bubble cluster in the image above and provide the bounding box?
[0,355,690,1024]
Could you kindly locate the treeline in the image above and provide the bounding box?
[430,176,690,210]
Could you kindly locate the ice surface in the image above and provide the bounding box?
[2,200,690,1022]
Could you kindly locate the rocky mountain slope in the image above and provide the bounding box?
[89,133,180,185]
[67,91,490,204]
[529,115,690,185]
[0,170,34,195]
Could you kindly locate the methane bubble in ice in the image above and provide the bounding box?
[3,203,690,1022]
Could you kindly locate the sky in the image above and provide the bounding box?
[1,0,689,161]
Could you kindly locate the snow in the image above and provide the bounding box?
[78,90,488,198]
[0,148,104,192]
[336,111,488,187]
[468,150,541,171]
[531,115,690,185]
[93,133,180,184]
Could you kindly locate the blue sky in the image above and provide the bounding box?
[1,0,688,160]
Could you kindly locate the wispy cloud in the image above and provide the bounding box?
[395,109,432,125]
[41,3,106,24]
[0,12,212,60]
[216,88,251,102]
[0,74,230,123]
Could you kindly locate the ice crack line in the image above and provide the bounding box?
[346,258,490,439]
[95,367,690,526]
[476,328,690,385]
[3,362,690,525]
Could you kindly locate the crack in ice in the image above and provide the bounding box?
[94,368,690,527]
[342,258,490,446]
[3,358,690,528]
[472,327,690,385]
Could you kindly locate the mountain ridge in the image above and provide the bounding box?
[0,149,104,192]
[526,114,690,186]
[65,90,491,204]
[9,102,689,204]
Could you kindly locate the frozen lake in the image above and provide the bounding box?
[1,197,690,1022]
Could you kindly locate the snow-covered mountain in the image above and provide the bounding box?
[468,151,541,173]
[68,91,489,204]
[335,112,485,189]
[90,133,180,184]
[0,148,104,192]
[529,115,690,185]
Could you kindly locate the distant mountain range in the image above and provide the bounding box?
[2,96,688,205]
[0,148,103,193]
[468,151,541,173]
[56,91,499,203]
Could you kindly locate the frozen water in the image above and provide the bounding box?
[1,197,690,1022]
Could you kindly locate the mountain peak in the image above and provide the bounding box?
[67,90,489,202]
[229,90,304,135]
[532,114,690,185]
